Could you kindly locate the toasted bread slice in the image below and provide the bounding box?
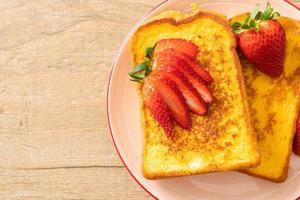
[132,11,260,179]
[230,14,300,182]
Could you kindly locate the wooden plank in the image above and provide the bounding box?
[0,167,152,200]
[0,65,122,168]
[0,0,163,198]
[0,0,161,169]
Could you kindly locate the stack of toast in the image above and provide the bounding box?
[130,8,300,182]
[231,14,300,182]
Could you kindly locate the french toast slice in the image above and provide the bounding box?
[230,14,300,182]
[132,11,260,179]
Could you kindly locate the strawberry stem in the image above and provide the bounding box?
[231,2,280,34]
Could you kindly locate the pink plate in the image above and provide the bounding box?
[107,0,300,199]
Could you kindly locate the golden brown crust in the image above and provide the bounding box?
[273,17,300,180]
[136,11,236,44]
[231,43,260,165]
[218,11,261,169]
[144,161,258,180]
[239,170,286,183]
[143,161,261,179]
[273,92,300,183]
[231,13,300,183]
[132,11,260,179]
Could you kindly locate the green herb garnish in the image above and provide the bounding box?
[128,45,156,82]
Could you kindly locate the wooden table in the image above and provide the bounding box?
[0,0,299,199]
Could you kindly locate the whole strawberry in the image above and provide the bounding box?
[232,3,286,78]
[293,113,300,156]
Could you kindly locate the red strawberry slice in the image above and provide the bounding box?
[150,75,191,130]
[158,48,213,84]
[159,71,207,115]
[142,79,173,137]
[155,39,199,60]
[154,51,213,104]
[186,74,213,104]
[293,112,300,156]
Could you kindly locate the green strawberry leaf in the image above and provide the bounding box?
[271,12,280,19]
[250,4,260,19]
[145,44,156,59]
[249,19,256,27]
[129,60,150,74]
[262,2,273,20]
[128,72,147,82]
[129,79,144,82]
[233,29,247,34]
[144,67,152,76]
[129,46,155,82]
[255,11,263,20]
[242,23,250,29]
[231,2,281,34]
[128,73,146,79]
[244,16,250,23]
[232,22,242,29]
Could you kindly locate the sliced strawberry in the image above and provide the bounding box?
[158,71,207,115]
[158,48,213,84]
[154,51,214,104]
[142,79,173,137]
[186,73,213,104]
[293,112,300,156]
[155,39,199,60]
[150,75,191,129]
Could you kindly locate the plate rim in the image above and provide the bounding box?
[106,1,300,199]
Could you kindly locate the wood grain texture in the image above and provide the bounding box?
[0,0,162,199]
[0,0,160,170]
[0,0,298,199]
[0,167,152,200]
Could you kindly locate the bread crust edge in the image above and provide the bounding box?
[131,11,260,180]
